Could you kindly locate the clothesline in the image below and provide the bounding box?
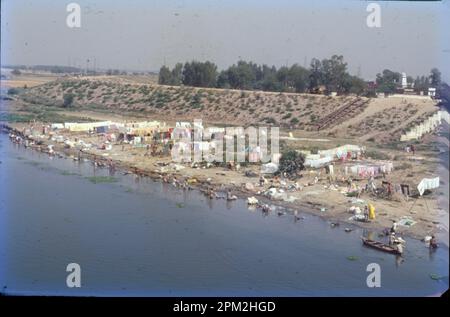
[343,162,394,178]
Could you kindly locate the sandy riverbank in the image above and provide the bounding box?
[3,121,448,247]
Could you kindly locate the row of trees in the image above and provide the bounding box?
[375,68,441,94]
[217,62,312,92]
[159,57,443,97]
[159,56,367,94]
[159,61,218,88]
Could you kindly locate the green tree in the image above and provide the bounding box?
[413,75,429,93]
[182,61,217,87]
[225,61,258,90]
[376,69,401,94]
[407,76,414,85]
[430,68,441,87]
[288,64,310,93]
[158,66,172,85]
[308,58,323,91]
[321,55,348,93]
[342,75,366,95]
[437,82,449,105]
[170,63,183,85]
[217,70,230,88]
[276,66,290,91]
[276,150,305,178]
[259,65,280,91]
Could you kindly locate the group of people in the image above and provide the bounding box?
[388,220,438,255]
[388,221,405,254]
[362,204,376,222]
[405,144,416,155]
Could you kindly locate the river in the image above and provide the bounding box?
[0,133,448,296]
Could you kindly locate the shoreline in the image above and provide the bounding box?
[2,122,446,247]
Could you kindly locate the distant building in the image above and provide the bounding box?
[428,87,436,97]
[401,72,408,88]
[310,85,326,94]
[403,88,416,96]
[366,81,377,90]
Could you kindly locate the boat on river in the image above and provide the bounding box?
[361,237,402,255]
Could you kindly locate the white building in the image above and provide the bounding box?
[428,87,436,97]
[401,72,408,88]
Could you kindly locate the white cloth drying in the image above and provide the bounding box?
[417,177,439,196]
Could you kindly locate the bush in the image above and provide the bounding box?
[276,150,305,178]
[263,117,277,125]
[365,150,389,160]
[63,93,74,108]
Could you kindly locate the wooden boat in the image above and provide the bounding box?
[361,237,402,255]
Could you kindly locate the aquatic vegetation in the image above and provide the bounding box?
[85,176,118,184]
[176,203,185,208]
[60,170,80,176]
[0,113,34,122]
[429,274,445,281]
[346,256,358,261]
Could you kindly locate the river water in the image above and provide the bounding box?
[0,133,448,296]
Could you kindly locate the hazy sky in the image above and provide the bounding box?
[1,0,449,81]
